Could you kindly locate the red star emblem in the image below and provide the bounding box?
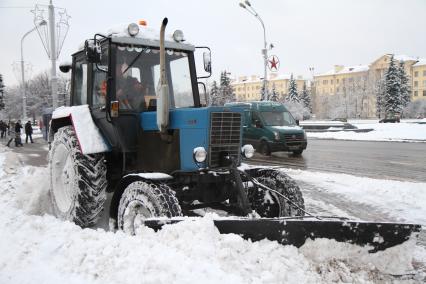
[268,55,280,71]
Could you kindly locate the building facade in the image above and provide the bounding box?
[232,73,307,101]
[313,54,425,118]
[412,59,426,101]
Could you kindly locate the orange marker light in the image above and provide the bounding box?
[111,101,119,117]
[139,20,147,26]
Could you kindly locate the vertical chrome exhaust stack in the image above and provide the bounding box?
[157,17,171,141]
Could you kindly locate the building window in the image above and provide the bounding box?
[323,80,328,85]
[330,79,334,84]
[414,91,418,96]
[336,79,339,84]
[423,70,426,76]
[424,90,426,96]
[336,87,340,92]
[414,81,418,87]
[414,71,419,77]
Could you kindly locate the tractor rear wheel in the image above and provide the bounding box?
[49,126,107,227]
[118,180,182,234]
[247,168,305,217]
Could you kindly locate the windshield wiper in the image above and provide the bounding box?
[122,47,148,74]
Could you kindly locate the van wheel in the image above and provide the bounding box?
[258,141,271,156]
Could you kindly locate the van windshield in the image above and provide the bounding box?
[261,111,296,126]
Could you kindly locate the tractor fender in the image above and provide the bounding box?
[49,105,110,154]
[108,173,173,229]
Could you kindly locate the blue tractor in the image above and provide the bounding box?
[49,18,419,251]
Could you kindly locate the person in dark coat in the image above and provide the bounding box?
[25,120,33,143]
[0,120,6,138]
[14,120,23,147]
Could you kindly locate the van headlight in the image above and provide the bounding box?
[193,147,207,163]
[273,131,280,141]
[241,144,255,159]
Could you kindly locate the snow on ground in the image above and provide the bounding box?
[0,145,425,283]
[283,169,426,225]
[307,120,426,142]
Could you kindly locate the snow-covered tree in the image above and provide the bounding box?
[209,71,235,106]
[209,80,220,106]
[3,71,68,120]
[299,82,312,113]
[270,83,279,102]
[286,74,299,103]
[403,99,426,118]
[0,74,5,111]
[220,71,235,104]
[384,55,401,114]
[375,77,386,118]
[397,61,410,110]
[260,84,267,101]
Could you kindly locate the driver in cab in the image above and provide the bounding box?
[116,62,145,110]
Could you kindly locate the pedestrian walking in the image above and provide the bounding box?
[25,120,34,143]
[6,121,15,147]
[14,120,23,147]
[0,120,6,138]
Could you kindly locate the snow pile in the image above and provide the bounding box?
[52,105,111,154]
[0,146,424,283]
[308,121,426,142]
[284,169,426,225]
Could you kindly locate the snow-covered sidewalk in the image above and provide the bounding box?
[307,120,426,142]
[0,146,425,283]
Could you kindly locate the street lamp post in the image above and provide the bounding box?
[239,0,269,101]
[20,20,47,120]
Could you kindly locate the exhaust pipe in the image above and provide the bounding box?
[157,17,171,141]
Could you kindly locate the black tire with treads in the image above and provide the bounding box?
[49,126,107,227]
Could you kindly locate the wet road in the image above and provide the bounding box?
[248,139,426,183]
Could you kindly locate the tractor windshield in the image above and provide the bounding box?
[261,111,297,126]
[114,45,194,111]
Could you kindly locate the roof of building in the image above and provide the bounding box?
[232,74,305,85]
[413,59,426,67]
[392,54,418,62]
[316,65,369,77]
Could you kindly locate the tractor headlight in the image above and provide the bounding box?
[128,23,140,37]
[241,144,255,159]
[173,30,185,42]
[273,131,280,141]
[193,147,207,163]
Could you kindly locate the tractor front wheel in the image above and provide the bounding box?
[247,168,305,217]
[49,126,107,227]
[117,180,182,235]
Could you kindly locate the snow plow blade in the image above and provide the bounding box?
[143,218,421,253]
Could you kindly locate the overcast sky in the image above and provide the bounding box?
[1,0,426,87]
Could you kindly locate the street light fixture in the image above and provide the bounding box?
[239,0,269,100]
[20,19,47,120]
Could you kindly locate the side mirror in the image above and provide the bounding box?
[84,39,101,64]
[59,62,72,73]
[255,120,262,128]
[296,119,300,125]
[203,52,211,73]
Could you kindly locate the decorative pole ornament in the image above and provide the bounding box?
[268,55,280,72]
[30,1,70,108]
